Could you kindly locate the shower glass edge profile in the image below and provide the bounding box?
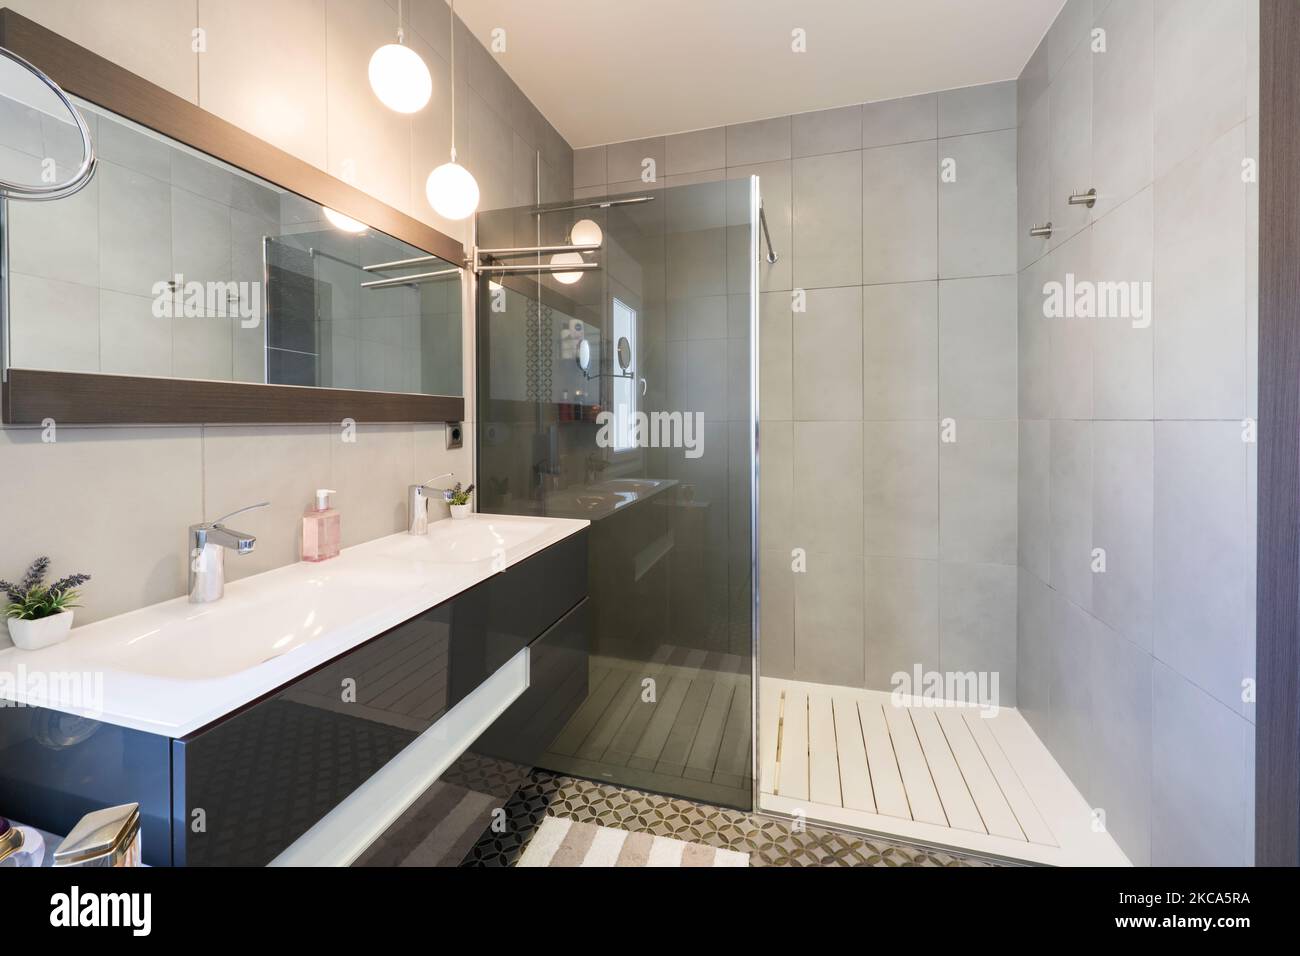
[474,175,758,809]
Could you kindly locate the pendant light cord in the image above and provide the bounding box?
[449,0,457,162]
[397,0,404,43]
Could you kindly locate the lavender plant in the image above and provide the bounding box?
[1,557,91,621]
[443,482,475,506]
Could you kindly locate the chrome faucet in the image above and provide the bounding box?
[188,501,269,604]
[408,473,456,535]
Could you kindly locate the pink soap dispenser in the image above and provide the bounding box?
[302,488,341,562]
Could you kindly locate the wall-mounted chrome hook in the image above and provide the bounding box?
[1068,188,1097,209]
[1029,222,1054,239]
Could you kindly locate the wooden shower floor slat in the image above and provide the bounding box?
[758,678,1132,866]
[536,649,753,808]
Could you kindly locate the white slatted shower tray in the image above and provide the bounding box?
[758,678,1130,866]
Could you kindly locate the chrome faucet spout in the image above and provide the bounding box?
[188,501,269,603]
[407,473,458,535]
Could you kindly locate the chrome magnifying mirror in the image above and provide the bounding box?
[0,45,96,200]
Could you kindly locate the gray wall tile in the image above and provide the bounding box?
[1050,419,1094,610]
[1019,420,1052,581]
[938,276,1018,420]
[1152,662,1252,866]
[1092,620,1153,865]
[794,552,865,685]
[607,136,665,185]
[793,421,864,557]
[938,80,1017,137]
[1092,0,1155,221]
[862,140,939,284]
[862,93,936,148]
[793,104,862,157]
[1092,421,1154,651]
[864,420,938,559]
[863,281,938,420]
[1153,421,1251,714]
[1016,567,1053,731]
[1153,0,1245,180]
[864,557,939,690]
[939,561,1017,703]
[793,149,863,289]
[792,286,862,420]
[666,127,726,175]
[726,116,792,165]
[1153,124,1247,420]
[1091,188,1155,420]
[937,130,1017,279]
[1049,43,1094,246]
[939,420,1017,565]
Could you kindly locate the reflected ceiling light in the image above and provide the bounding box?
[551,251,584,284]
[368,0,431,113]
[323,207,367,233]
[424,0,479,221]
[570,218,602,247]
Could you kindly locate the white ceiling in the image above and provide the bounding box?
[455,0,1066,148]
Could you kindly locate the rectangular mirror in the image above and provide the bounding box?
[2,98,463,400]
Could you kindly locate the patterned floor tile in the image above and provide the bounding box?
[460,770,1000,868]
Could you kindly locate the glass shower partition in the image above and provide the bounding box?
[476,176,759,809]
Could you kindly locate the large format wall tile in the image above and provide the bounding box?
[792,105,862,158]
[1091,188,1155,420]
[792,422,864,557]
[1152,662,1252,866]
[1049,41,1094,246]
[1016,567,1053,732]
[938,276,1018,420]
[864,421,938,559]
[792,286,862,420]
[1092,421,1154,651]
[864,556,939,689]
[861,93,936,148]
[794,552,865,686]
[1092,0,1155,221]
[1153,421,1251,715]
[938,561,1017,704]
[939,420,1017,566]
[793,150,863,289]
[1153,125,1247,420]
[0,427,204,636]
[862,281,939,420]
[1153,0,1246,181]
[198,0,329,170]
[1050,419,1093,610]
[938,81,1016,138]
[937,129,1017,279]
[862,140,938,284]
[1018,420,1051,582]
[1090,618,1153,866]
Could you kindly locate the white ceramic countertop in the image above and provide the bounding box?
[0,514,588,737]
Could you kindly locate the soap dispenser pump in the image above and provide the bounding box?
[302,488,340,562]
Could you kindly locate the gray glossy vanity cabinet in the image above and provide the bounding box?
[0,530,588,866]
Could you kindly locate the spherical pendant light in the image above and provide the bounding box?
[570,218,603,247]
[425,161,480,221]
[423,0,479,221]
[368,42,432,114]
[550,251,585,285]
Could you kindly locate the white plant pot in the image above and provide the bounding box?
[449,503,473,520]
[7,610,74,651]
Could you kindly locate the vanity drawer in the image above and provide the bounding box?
[470,598,590,768]
[172,592,488,866]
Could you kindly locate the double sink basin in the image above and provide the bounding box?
[0,514,587,735]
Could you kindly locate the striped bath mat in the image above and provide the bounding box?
[517,817,749,867]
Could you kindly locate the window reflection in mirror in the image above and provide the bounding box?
[1,96,463,396]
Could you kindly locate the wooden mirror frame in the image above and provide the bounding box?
[0,8,466,425]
